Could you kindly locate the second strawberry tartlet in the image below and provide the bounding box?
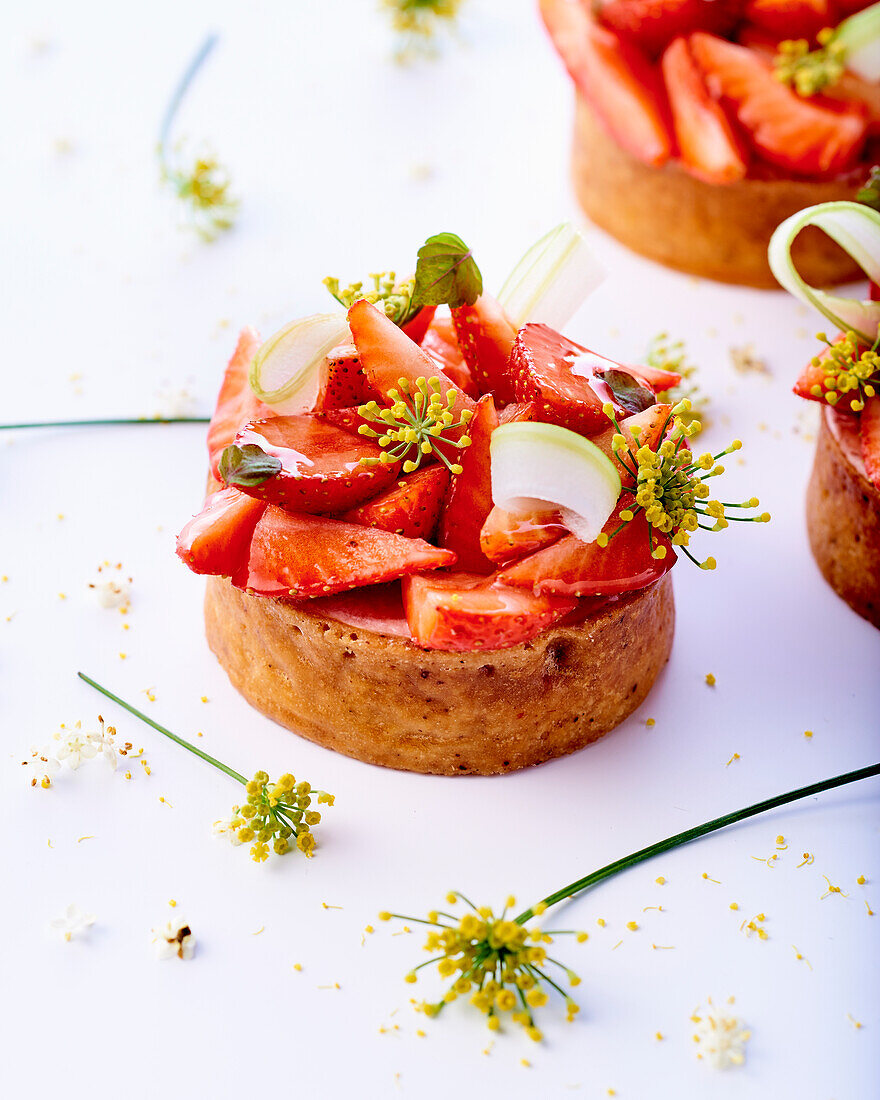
[541,0,880,286]
[178,228,767,773]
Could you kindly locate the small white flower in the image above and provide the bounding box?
[691,998,751,1069]
[87,717,118,771]
[21,748,60,788]
[212,818,243,845]
[53,722,98,770]
[91,578,131,610]
[151,918,196,960]
[50,903,96,942]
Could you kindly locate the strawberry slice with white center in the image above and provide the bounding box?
[348,299,475,413]
[510,323,631,434]
[860,395,880,490]
[662,36,749,184]
[234,508,456,598]
[224,414,400,513]
[689,32,867,179]
[176,487,266,577]
[402,571,577,651]
[207,328,273,479]
[498,502,676,597]
[340,465,450,540]
[540,0,673,166]
[450,294,518,403]
[437,395,499,572]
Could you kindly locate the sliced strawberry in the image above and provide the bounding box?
[450,295,518,403]
[743,0,833,41]
[498,401,543,424]
[348,299,475,413]
[480,506,568,565]
[498,502,675,597]
[226,415,399,512]
[401,306,437,345]
[206,328,273,479]
[340,465,450,540]
[627,362,682,392]
[540,1,673,165]
[421,313,479,398]
[510,324,633,435]
[176,487,266,577]
[596,0,744,57]
[402,571,576,651]
[233,507,456,598]
[662,36,749,183]
[860,396,880,490]
[437,395,499,573]
[689,32,867,179]
[317,344,376,411]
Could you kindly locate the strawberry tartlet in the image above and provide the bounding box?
[541,0,880,286]
[178,231,765,773]
[770,199,880,626]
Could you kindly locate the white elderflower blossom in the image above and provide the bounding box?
[151,917,196,960]
[21,748,60,788]
[691,998,751,1068]
[50,904,96,942]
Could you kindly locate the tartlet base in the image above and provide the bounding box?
[205,574,675,775]
[806,407,880,629]
[572,94,864,288]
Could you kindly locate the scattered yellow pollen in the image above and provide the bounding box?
[702,872,721,883]
[1,575,6,582]
[792,946,812,970]
[416,1029,426,1038]
[365,925,375,934]
[626,921,639,931]
[857,875,866,886]
[656,1032,664,1040]
[597,918,606,927]
[57,513,64,521]
[797,852,815,867]
[293,963,303,972]
[725,752,741,766]
[655,876,666,885]
[122,622,130,630]
[141,761,151,775]
[607,1090,616,1096]
[776,835,785,845]
[612,939,623,950]
[847,1014,863,1030]
[322,902,343,910]
[482,1041,494,1056]
[729,902,739,910]
[118,652,127,659]
[820,875,848,900]
[77,836,95,843]
[804,729,813,739]
[169,899,177,908]
[866,901,874,917]
[642,905,663,912]
[59,593,67,600]
[520,1059,531,1068]
[645,717,656,727]
[252,926,264,936]
[705,673,716,687]
[200,696,209,703]
[652,943,675,950]
[197,731,203,737]
[124,770,131,780]
[143,688,156,702]
[318,983,341,990]
[159,796,172,807]
[47,839,53,848]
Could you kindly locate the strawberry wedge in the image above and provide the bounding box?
[317,344,376,411]
[689,32,867,179]
[437,395,499,572]
[207,328,273,479]
[451,295,518,403]
[348,299,475,413]
[233,507,456,598]
[400,306,437,345]
[422,313,479,398]
[341,465,450,540]
[860,396,880,491]
[596,0,744,57]
[744,0,833,41]
[662,36,749,184]
[540,0,673,166]
[227,415,399,512]
[403,571,577,651]
[480,505,568,566]
[176,487,266,577]
[510,323,626,434]
[499,504,675,597]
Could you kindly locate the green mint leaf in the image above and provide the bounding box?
[857,166,880,211]
[600,369,656,415]
[219,443,281,487]
[412,232,482,309]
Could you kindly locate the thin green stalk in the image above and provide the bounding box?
[159,33,219,169]
[514,761,880,924]
[78,671,246,785]
[0,418,209,431]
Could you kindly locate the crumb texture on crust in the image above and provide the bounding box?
[204,575,675,775]
[572,95,863,289]
[807,408,880,629]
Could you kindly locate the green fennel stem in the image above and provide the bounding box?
[514,761,880,924]
[78,672,246,785]
[0,418,210,431]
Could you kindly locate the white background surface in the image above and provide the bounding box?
[1,2,878,1097]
